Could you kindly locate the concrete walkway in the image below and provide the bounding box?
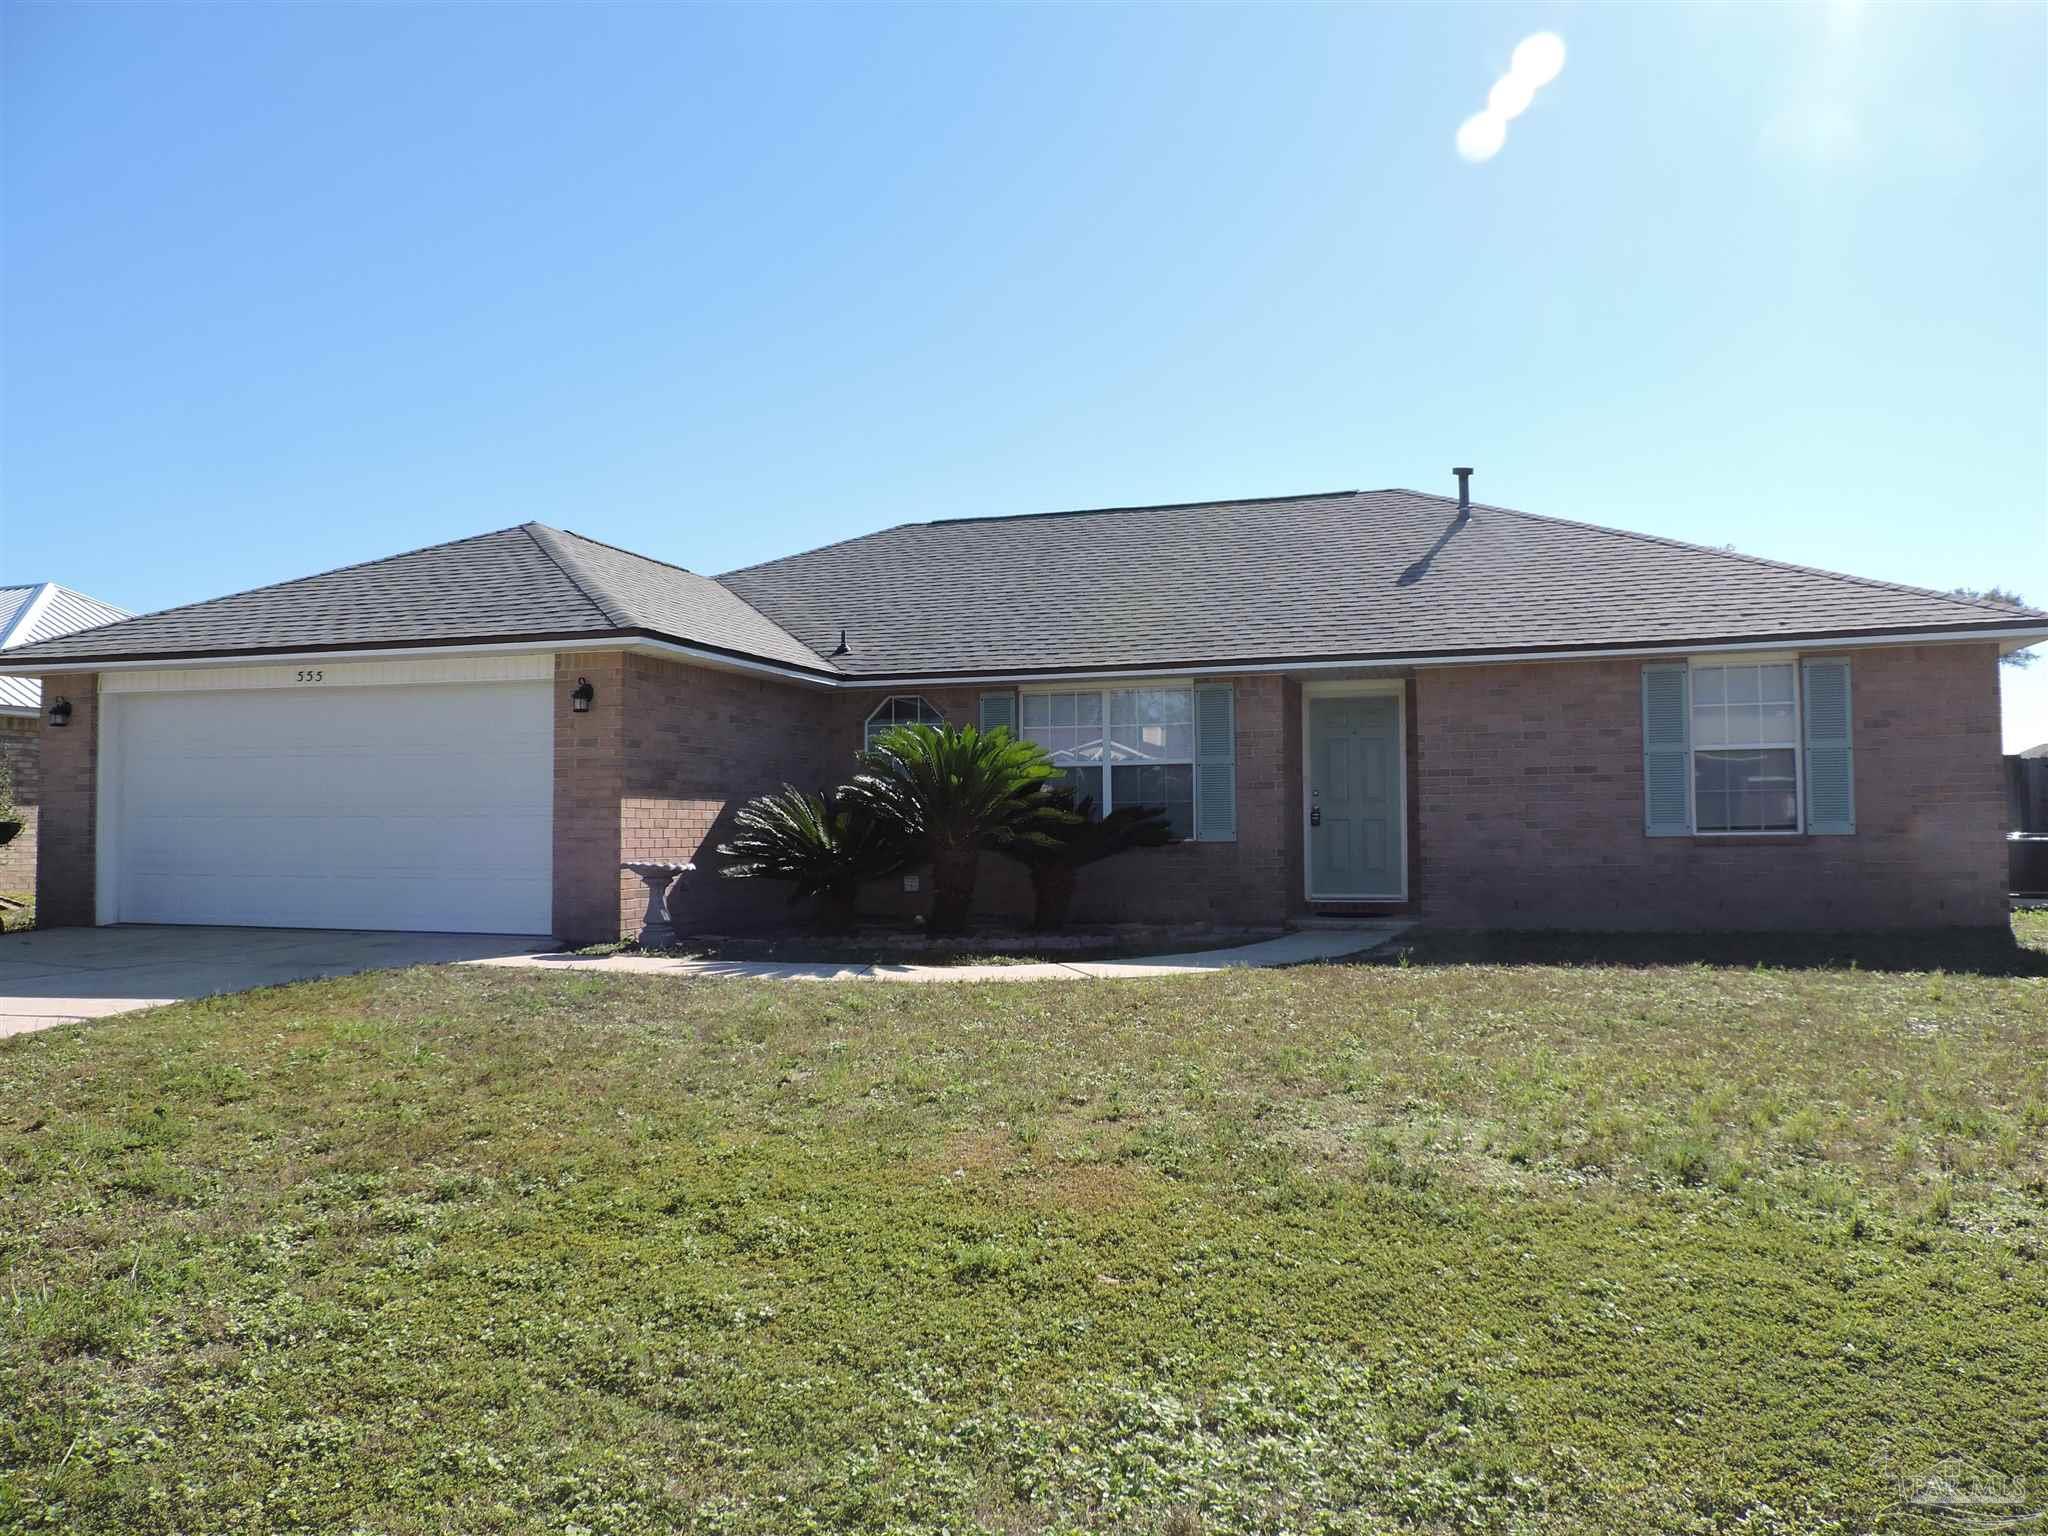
[0,922,1412,1040]
[0,926,552,1038]
[467,922,1414,983]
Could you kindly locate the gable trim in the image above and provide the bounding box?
[0,584,60,651]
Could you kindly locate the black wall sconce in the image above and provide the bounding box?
[46,696,72,728]
[570,677,594,714]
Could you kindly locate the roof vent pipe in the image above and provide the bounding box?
[1453,467,1473,517]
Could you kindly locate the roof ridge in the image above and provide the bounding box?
[551,525,703,579]
[925,487,1361,527]
[555,526,842,672]
[1397,490,2048,621]
[717,489,1365,582]
[521,524,633,628]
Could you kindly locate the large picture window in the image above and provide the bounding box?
[1020,685,1194,838]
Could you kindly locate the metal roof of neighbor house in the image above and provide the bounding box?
[0,491,2040,681]
[717,489,2048,676]
[0,525,837,675]
[0,582,132,710]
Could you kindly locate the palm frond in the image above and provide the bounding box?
[997,789,1174,870]
[716,785,910,902]
[844,723,1072,853]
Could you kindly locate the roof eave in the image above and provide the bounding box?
[0,627,845,686]
[0,618,2036,690]
[826,619,2048,687]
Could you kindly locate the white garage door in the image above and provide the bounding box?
[103,680,553,933]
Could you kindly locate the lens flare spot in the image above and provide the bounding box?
[1510,32,1566,89]
[1456,110,1508,163]
[1487,74,1537,121]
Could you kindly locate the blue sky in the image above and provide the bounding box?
[4,2,2044,741]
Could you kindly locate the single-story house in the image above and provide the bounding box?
[0,582,132,890]
[2,479,2041,942]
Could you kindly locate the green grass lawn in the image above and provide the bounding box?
[4,922,2047,1534]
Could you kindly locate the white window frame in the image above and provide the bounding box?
[1685,653,1805,838]
[863,694,944,749]
[1018,679,1197,833]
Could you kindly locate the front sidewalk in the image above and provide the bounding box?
[464,922,1415,983]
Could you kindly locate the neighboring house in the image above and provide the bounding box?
[0,583,132,891]
[0,480,2042,942]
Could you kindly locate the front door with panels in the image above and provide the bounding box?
[1307,692,1402,900]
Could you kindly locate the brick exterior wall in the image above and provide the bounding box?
[615,653,837,938]
[1413,642,2008,930]
[552,651,629,945]
[0,714,40,891]
[22,642,2009,941]
[35,676,97,927]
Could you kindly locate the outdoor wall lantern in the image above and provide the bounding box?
[571,677,594,714]
[46,696,72,728]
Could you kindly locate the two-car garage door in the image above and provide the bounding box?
[100,674,553,933]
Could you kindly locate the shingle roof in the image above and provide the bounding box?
[0,525,835,674]
[526,526,830,672]
[0,583,132,709]
[2,493,2039,681]
[717,489,2047,676]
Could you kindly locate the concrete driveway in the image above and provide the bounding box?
[0,926,553,1038]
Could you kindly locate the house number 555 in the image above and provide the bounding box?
[295,669,325,683]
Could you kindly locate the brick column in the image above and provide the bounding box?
[552,651,627,945]
[0,715,41,890]
[36,676,98,927]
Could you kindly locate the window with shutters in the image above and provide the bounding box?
[863,695,943,749]
[1642,656,1853,837]
[1016,683,1220,840]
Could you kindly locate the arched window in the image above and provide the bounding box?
[864,695,944,749]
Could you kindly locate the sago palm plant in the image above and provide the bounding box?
[846,724,1069,934]
[715,785,910,931]
[996,788,1174,930]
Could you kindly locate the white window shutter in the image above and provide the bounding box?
[1642,664,1691,836]
[978,690,1017,735]
[1802,658,1854,834]
[1194,684,1236,842]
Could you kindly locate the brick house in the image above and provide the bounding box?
[1,482,2040,942]
[0,583,131,891]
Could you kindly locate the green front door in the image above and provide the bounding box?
[1308,693,1401,899]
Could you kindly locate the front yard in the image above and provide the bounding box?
[4,922,2046,1534]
